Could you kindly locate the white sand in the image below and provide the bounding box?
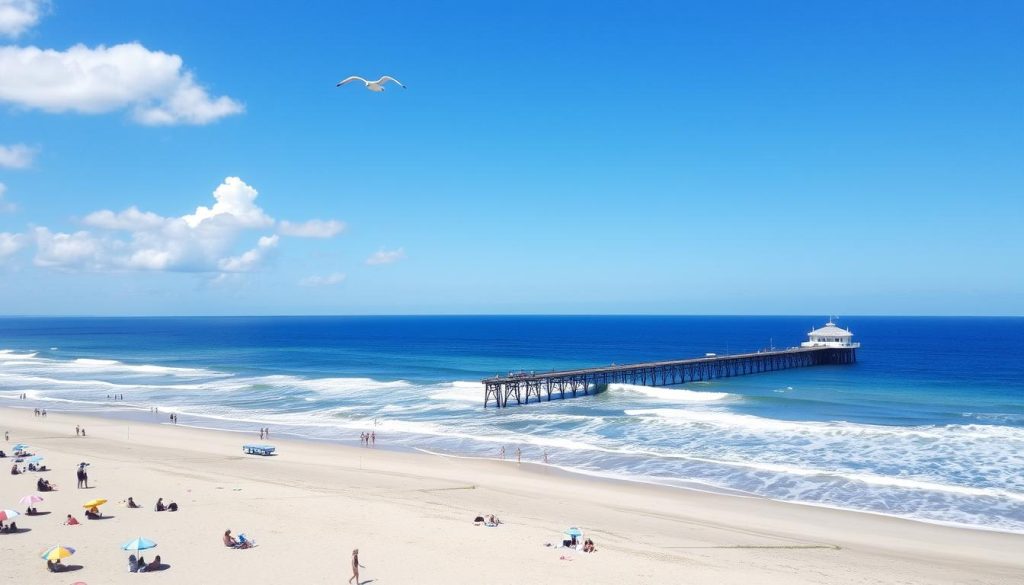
[1,407,1022,584]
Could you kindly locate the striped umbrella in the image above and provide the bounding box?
[121,536,158,552]
[19,495,44,505]
[40,545,76,561]
[0,509,20,521]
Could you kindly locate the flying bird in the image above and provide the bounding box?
[336,76,406,92]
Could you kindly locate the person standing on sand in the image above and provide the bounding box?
[76,425,80,437]
[516,447,521,464]
[259,428,264,440]
[371,431,375,447]
[349,549,365,585]
[499,446,505,459]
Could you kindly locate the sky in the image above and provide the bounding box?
[0,0,1021,316]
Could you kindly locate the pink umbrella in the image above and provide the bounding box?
[19,495,44,505]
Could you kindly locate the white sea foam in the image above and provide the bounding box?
[428,381,483,403]
[609,383,733,403]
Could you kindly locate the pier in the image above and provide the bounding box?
[482,321,859,408]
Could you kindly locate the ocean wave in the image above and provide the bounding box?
[428,381,482,403]
[608,383,733,403]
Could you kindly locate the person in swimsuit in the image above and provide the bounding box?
[349,548,364,584]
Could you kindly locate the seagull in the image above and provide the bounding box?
[336,75,406,92]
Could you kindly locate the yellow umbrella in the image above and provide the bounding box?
[82,498,107,509]
[40,545,76,561]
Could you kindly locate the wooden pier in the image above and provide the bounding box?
[482,346,856,408]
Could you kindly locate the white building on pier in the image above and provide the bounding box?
[801,320,860,348]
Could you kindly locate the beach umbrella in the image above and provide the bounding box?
[82,498,107,509]
[121,537,158,552]
[40,545,76,561]
[28,456,44,463]
[564,527,583,537]
[12,443,29,451]
[0,509,20,521]
[19,495,44,505]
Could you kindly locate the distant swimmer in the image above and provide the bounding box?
[336,75,406,92]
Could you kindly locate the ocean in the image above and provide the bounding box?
[1,316,1022,533]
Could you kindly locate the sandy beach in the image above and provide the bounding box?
[1,406,1021,585]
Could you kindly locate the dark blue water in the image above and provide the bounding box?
[2,316,1022,532]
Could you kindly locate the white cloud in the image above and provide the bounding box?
[0,0,46,38]
[183,177,272,229]
[278,219,346,238]
[0,143,36,168]
[82,206,165,231]
[33,227,107,269]
[0,182,14,212]
[0,231,24,258]
[365,247,406,265]
[27,177,342,275]
[299,272,346,287]
[218,234,278,272]
[0,42,243,125]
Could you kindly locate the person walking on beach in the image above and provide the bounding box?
[349,548,365,585]
[76,425,80,437]
[499,446,505,459]
[516,447,521,464]
[259,428,264,440]
[370,431,375,447]
[76,466,85,489]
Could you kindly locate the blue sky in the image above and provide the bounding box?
[0,0,1021,315]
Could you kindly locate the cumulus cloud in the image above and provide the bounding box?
[0,42,243,125]
[0,143,36,168]
[0,182,14,212]
[278,219,346,238]
[218,234,278,272]
[0,231,24,258]
[27,176,342,274]
[365,247,406,265]
[299,272,346,287]
[0,0,46,38]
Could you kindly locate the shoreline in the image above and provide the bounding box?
[5,397,1023,538]
[2,406,1023,584]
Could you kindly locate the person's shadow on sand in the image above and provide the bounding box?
[3,527,31,534]
[53,564,83,572]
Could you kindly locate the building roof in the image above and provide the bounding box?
[808,323,853,337]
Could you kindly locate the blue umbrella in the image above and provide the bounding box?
[28,456,44,463]
[565,527,583,537]
[13,443,29,451]
[121,537,157,552]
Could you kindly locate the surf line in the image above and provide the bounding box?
[666,544,841,550]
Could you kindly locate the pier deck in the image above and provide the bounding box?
[482,346,855,407]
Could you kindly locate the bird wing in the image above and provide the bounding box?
[337,76,367,87]
[378,76,406,88]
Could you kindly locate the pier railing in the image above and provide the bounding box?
[482,346,855,407]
